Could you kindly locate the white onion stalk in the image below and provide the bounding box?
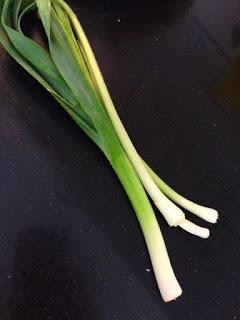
[144,163,219,223]
[146,218,183,302]
[179,219,210,239]
[111,154,183,302]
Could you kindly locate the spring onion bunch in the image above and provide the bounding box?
[0,0,218,302]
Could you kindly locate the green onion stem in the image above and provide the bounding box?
[58,0,218,226]
[144,163,219,224]
[56,0,186,228]
[111,152,182,302]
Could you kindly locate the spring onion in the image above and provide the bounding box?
[0,0,219,302]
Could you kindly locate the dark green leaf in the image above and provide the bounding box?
[50,8,122,161]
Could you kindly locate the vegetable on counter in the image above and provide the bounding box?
[0,0,219,302]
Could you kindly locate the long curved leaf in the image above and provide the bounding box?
[1,0,96,132]
[35,0,50,39]
[50,7,122,161]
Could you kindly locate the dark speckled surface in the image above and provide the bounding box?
[0,0,240,319]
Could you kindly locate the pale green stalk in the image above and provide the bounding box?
[55,0,186,228]
[111,152,182,302]
[58,0,219,226]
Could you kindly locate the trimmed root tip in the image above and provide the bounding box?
[207,208,219,224]
[162,284,183,302]
[191,206,219,224]
[179,219,210,239]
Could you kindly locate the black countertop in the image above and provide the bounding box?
[0,0,240,319]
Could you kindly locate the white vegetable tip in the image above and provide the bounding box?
[179,219,210,239]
